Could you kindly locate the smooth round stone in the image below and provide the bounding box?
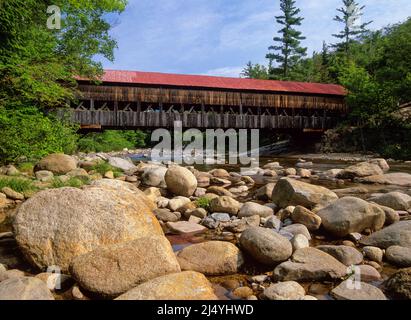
[386,246,411,267]
[263,281,306,300]
[357,265,382,282]
[291,234,310,251]
[362,246,384,263]
[232,286,254,299]
[211,213,231,222]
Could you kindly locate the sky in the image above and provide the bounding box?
[100,0,411,77]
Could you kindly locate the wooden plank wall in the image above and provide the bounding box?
[77,84,346,112]
[59,109,337,130]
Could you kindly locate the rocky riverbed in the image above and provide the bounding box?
[1,152,411,300]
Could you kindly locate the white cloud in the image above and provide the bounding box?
[203,66,244,78]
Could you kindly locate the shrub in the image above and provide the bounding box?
[77,130,147,153]
[0,177,36,193]
[90,162,123,176]
[0,107,78,164]
[195,197,211,211]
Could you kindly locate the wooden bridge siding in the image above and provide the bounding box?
[64,110,336,129]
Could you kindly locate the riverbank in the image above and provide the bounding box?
[1,152,411,300]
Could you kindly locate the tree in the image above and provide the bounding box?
[266,0,307,80]
[241,62,269,79]
[332,0,372,53]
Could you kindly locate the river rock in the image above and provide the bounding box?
[210,196,241,216]
[35,170,54,182]
[238,202,273,218]
[70,236,180,298]
[384,267,411,300]
[239,227,292,266]
[291,206,322,231]
[166,221,207,234]
[34,153,77,175]
[362,246,384,263]
[281,224,311,240]
[232,286,253,299]
[264,216,282,231]
[263,281,306,300]
[141,166,167,187]
[317,197,385,237]
[165,166,198,197]
[297,168,311,178]
[209,169,230,178]
[273,248,347,282]
[316,245,363,266]
[0,277,54,300]
[369,192,411,211]
[369,158,390,172]
[177,241,243,275]
[386,246,411,267]
[154,209,180,222]
[184,208,207,219]
[115,271,217,300]
[168,196,191,211]
[360,221,411,249]
[255,183,275,201]
[291,234,309,251]
[337,162,383,179]
[331,280,386,300]
[285,168,297,176]
[358,264,382,282]
[272,178,338,209]
[206,186,233,197]
[108,157,136,172]
[1,187,24,201]
[13,183,162,272]
[375,204,400,225]
[358,172,411,187]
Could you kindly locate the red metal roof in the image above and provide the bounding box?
[82,70,346,96]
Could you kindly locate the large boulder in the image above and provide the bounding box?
[316,197,385,237]
[13,183,162,272]
[384,267,411,300]
[360,221,411,249]
[272,178,338,209]
[176,241,243,275]
[331,280,386,300]
[115,271,217,300]
[337,162,383,179]
[239,227,292,266]
[238,202,273,218]
[108,157,136,172]
[316,245,363,266]
[70,236,180,298]
[368,192,411,211]
[34,153,77,175]
[165,166,198,197]
[273,248,347,282]
[358,173,411,187]
[0,277,54,300]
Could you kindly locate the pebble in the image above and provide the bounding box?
[211,213,231,222]
[362,246,384,263]
[291,234,310,251]
[232,286,254,299]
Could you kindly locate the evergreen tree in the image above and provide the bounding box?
[241,62,269,79]
[332,0,372,53]
[266,0,307,80]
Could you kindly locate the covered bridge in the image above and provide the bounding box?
[67,70,347,130]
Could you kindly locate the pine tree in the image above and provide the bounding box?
[266,0,307,80]
[332,0,372,53]
[241,62,269,79]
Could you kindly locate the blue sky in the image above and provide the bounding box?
[101,0,411,77]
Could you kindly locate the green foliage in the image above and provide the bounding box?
[90,162,122,176]
[332,0,372,53]
[51,176,90,189]
[241,62,269,79]
[266,0,307,79]
[0,177,36,193]
[0,107,78,164]
[77,130,147,153]
[17,162,35,174]
[195,197,211,211]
